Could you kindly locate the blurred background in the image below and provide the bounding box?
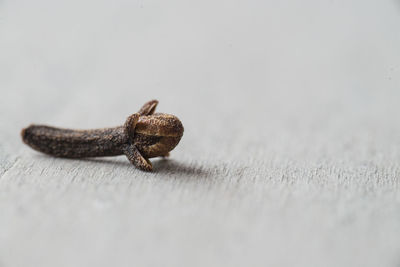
[0,0,400,266]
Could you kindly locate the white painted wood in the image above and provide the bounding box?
[1,1,400,266]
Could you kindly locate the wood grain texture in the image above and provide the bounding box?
[1,0,400,267]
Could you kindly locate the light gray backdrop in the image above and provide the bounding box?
[1,0,400,266]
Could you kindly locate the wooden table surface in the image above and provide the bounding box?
[1,1,400,266]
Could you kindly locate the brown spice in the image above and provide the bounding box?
[21,100,184,172]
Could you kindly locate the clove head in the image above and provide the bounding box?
[132,113,184,158]
[121,100,184,171]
